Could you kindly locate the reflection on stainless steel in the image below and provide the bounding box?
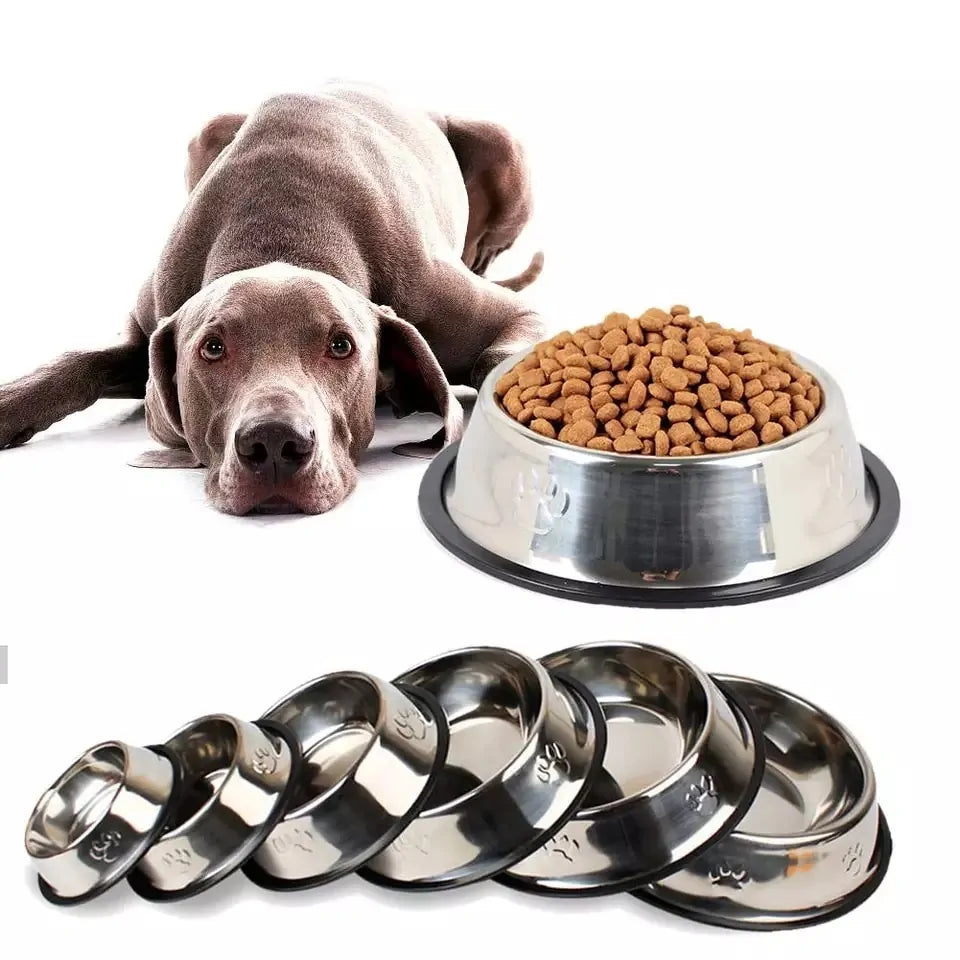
[129,714,295,900]
[245,672,446,888]
[360,647,604,889]
[634,675,887,929]
[445,353,873,589]
[25,742,177,903]
[500,643,760,894]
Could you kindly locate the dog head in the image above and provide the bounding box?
[134,263,462,514]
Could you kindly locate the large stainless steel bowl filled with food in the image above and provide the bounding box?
[421,340,898,606]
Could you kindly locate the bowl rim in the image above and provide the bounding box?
[392,646,549,815]
[483,350,840,464]
[539,641,722,814]
[711,673,876,846]
[25,741,130,859]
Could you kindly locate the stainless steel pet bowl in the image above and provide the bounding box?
[498,643,763,895]
[243,672,449,890]
[25,741,180,905]
[632,675,892,930]
[359,646,606,890]
[128,714,299,901]
[420,352,899,606]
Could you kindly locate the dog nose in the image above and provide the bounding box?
[235,420,315,480]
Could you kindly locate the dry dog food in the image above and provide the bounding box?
[494,306,822,455]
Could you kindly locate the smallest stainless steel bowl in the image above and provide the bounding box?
[632,676,892,930]
[128,714,299,901]
[499,643,763,895]
[243,672,449,890]
[25,742,180,905]
[359,646,606,890]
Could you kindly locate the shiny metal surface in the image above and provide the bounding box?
[445,352,873,588]
[360,647,604,889]
[129,714,296,900]
[25,742,177,903]
[500,643,760,894]
[246,672,446,888]
[635,676,885,928]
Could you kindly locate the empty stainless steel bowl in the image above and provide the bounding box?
[499,643,763,895]
[243,672,449,889]
[25,742,180,905]
[128,714,299,901]
[359,646,606,890]
[632,676,891,930]
[420,351,899,606]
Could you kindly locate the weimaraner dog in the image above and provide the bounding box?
[0,83,544,513]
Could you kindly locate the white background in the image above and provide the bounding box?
[1,0,955,953]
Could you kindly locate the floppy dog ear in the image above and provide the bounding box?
[376,306,463,450]
[130,312,200,469]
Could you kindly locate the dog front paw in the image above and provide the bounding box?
[0,389,37,449]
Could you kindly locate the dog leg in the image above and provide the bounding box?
[185,113,247,191]
[435,115,540,284]
[0,340,148,449]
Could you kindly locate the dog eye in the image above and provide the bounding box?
[329,334,354,359]
[200,336,225,362]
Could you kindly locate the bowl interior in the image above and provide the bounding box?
[726,678,868,837]
[542,645,709,805]
[264,674,380,813]
[26,744,126,857]
[398,650,543,809]
[164,717,239,830]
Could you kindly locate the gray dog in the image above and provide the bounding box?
[0,83,544,513]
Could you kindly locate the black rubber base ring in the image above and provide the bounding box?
[419,443,899,608]
[242,685,452,892]
[630,807,893,931]
[494,676,767,897]
[357,669,609,892]
[38,744,185,907]
[127,720,303,903]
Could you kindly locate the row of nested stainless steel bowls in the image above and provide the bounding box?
[24,642,891,930]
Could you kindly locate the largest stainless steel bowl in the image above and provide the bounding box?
[441,352,878,593]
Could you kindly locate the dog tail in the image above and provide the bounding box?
[494,251,544,292]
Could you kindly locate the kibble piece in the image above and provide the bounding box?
[706,364,731,390]
[705,408,728,433]
[662,339,687,361]
[626,380,648,410]
[613,432,644,452]
[561,378,590,397]
[610,344,631,371]
[691,440,706,455]
[563,394,590,412]
[609,383,630,401]
[744,378,764,399]
[751,401,771,428]
[530,418,556,439]
[587,354,611,371]
[587,436,614,451]
[591,371,616,388]
[779,415,798,435]
[532,406,562,422]
[760,421,784,444]
[626,317,643,344]
[698,383,722,409]
[596,402,620,423]
[705,436,735,453]
[670,304,690,316]
[669,445,692,457]
[682,354,708,373]
[719,400,745,417]
[504,386,523,417]
[693,415,715,437]
[621,409,642,429]
[728,413,756,436]
[562,420,598,445]
[667,404,694,423]
[727,373,745,401]
[654,429,670,456]
[807,385,821,408]
[793,396,816,419]
[517,408,536,424]
[537,382,563,401]
[661,366,689,392]
[600,328,629,353]
[604,418,626,439]
[496,371,520,395]
[518,369,546,390]
[793,410,808,428]
[570,406,597,425]
[732,429,760,450]
[635,411,661,438]
[668,421,697,447]
[648,383,673,403]
[590,390,613,410]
